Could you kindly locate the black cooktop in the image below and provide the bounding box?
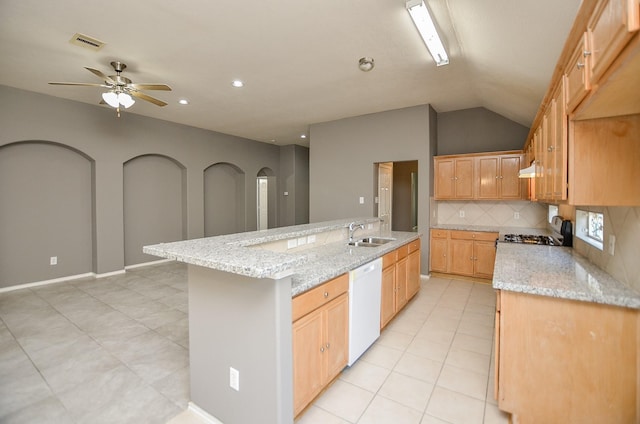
[503,234,562,245]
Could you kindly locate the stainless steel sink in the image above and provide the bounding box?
[348,237,396,247]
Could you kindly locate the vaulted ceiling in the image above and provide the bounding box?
[0,0,581,146]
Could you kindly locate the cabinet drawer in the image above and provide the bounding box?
[408,238,421,253]
[396,244,409,260]
[431,229,449,239]
[292,273,349,322]
[382,250,397,268]
[450,230,498,241]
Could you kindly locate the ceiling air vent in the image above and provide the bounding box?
[69,33,105,51]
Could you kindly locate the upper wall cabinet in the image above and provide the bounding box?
[523,0,640,206]
[434,151,524,201]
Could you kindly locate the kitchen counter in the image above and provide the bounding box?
[493,243,640,309]
[145,217,421,296]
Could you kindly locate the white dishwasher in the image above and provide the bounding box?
[348,258,382,366]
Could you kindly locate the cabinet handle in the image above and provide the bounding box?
[576,62,584,70]
[323,292,329,298]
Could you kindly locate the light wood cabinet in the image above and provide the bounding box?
[429,229,449,273]
[435,151,524,201]
[434,156,474,199]
[380,240,422,329]
[551,78,568,201]
[587,0,640,82]
[495,290,639,423]
[476,154,523,200]
[430,229,498,279]
[566,32,592,111]
[406,239,421,299]
[292,274,349,416]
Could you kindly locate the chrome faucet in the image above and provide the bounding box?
[348,222,365,242]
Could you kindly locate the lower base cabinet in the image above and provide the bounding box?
[292,274,349,416]
[495,290,639,423]
[381,239,421,329]
[430,229,497,279]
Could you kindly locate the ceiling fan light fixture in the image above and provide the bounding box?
[118,92,135,108]
[406,0,449,66]
[102,91,119,108]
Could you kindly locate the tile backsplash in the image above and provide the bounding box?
[432,199,547,228]
[573,206,640,292]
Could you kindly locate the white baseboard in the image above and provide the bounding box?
[124,258,173,270]
[95,270,126,278]
[187,402,224,424]
[0,272,95,293]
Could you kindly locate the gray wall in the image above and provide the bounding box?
[437,107,529,155]
[279,145,309,226]
[0,85,285,288]
[309,105,435,274]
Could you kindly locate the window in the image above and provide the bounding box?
[588,211,604,243]
[575,209,604,250]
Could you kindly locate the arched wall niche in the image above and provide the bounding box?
[0,140,94,288]
[123,153,187,266]
[204,162,246,236]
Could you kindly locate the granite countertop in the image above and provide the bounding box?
[493,243,640,309]
[431,224,551,239]
[144,217,421,297]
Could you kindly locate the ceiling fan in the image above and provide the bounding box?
[49,61,172,116]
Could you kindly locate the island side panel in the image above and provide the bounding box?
[188,265,294,424]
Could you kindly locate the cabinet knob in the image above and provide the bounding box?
[548,146,554,152]
[576,62,585,70]
[320,346,325,352]
[323,292,329,298]
[326,343,330,349]
[583,50,591,57]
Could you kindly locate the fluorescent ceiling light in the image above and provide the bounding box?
[406,0,449,66]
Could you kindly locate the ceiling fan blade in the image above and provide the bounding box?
[129,83,172,91]
[129,90,168,107]
[84,67,115,84]
[48,82,109,87]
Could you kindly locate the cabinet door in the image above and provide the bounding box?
[449,239,474,276]
[534,126,545,200]
[566,32,592,111]
[380,265,396,329]
[324,293,349,382]
[499,155,522,199]
[552,78,568,200]
[430,236,448,273]
[455,158,475,199]
[407,250,421,299]
[588,0,640,82]
[543,104,555,200]
[292,310,324,415]
[434,158,455,199]
[395,257,408,311]
[474,241,497,279]
[476,156,499,199]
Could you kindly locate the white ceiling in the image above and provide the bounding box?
[0,0,581,146]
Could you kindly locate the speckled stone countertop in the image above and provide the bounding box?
[144,218,421,297]
[493,243,640,309]
[431,224,551,239]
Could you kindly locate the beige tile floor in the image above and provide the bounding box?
[1,263,509,424]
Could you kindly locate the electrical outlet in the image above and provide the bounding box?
[359,197,365,204]
[514,212,520,220]
[608,235,616,255]
[229,367,240,391]
[459,210,465,218]
[50,256,57,266]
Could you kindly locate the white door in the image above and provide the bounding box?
[378,163,393,232]
[257,177,268,230]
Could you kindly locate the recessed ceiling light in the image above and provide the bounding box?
[300,134,307,139]
[178,99,189,105]
[231,80,244,88]
[358,57,375,72]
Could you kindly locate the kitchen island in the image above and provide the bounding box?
[492,243,640,423]
[144,218,421,424]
